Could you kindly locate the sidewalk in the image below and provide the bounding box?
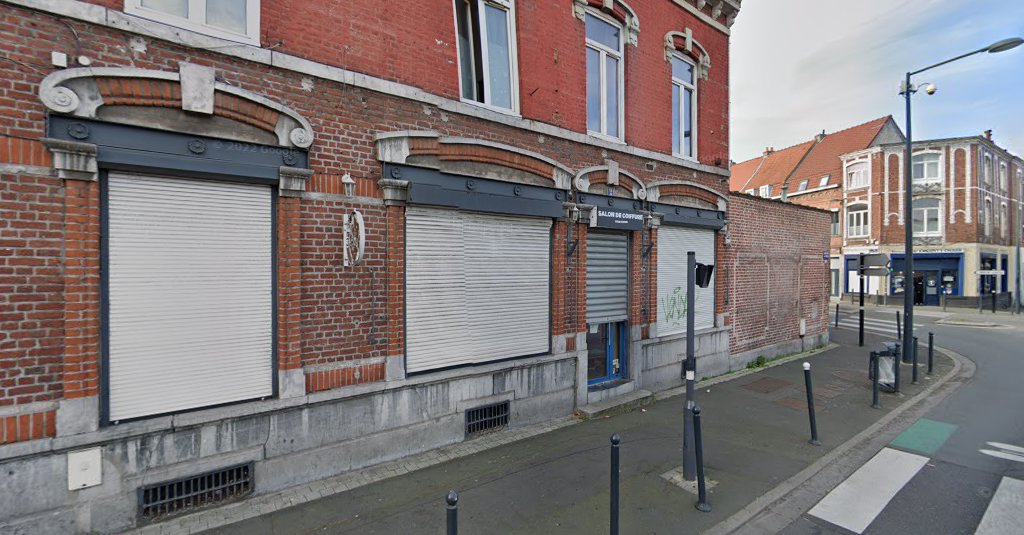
[836,299,1024,328]
[171,329,954,535]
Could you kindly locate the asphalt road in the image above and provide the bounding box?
[785,306,1024,534]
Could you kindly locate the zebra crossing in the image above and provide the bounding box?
[806,445,1024,534]
[832,314,926,339]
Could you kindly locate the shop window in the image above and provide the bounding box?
[125,0,260,45]
[586,11,624,139]
[671,54,697,159]
[455,0,518,112]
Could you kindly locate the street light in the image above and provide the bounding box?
[899,36,1023,361]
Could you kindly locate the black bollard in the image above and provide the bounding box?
[896,311,902,341]
[894,343,901,393]
[871,352,881,409]
[693,406,711,513]
[927,332,934,375]
[835,303,840,328]
[912,336,919,384]
[992,290,997,314]
[446,490,458,535]
[803,362,820,445]
[610,434,620,535]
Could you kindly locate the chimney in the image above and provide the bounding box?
[984,129,993,141]
[764,146,774,156]
[815,130,826,142]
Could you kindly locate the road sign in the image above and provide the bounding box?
[859,253,890,269]
[975,269,1005,276]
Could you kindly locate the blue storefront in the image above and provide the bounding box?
[889,253,963,306]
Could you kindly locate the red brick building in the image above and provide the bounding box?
[729,116,905,296]
[0,1,829,531]
[839,132,1023,307]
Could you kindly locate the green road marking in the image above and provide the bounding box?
[890,418,958,456]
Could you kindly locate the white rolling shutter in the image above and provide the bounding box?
[656,226,716,336]
[406,206,550,373]
[586,232,629,323]
[107,173,273,421]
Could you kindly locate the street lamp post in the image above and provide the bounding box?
[898,36,1022,362]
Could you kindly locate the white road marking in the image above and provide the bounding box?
[979,442,1024,463]
[808,447,929,534]
[975,477,1024,534]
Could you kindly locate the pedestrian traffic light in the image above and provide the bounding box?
[695,263,715,288]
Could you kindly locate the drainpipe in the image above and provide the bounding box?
[780,185,789,202]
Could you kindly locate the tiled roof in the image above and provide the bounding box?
[729,116,894,194]
[788,116,892,188]
[729,140,816,192]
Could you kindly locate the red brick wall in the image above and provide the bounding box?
[726,195,831,355]
[0,3,732,439]
[74,0,731,169]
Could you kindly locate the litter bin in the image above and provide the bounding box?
[873,342,898,393]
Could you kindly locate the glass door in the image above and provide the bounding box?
[587,321,627,384]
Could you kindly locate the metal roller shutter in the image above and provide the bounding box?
[656,226,716,336]
[586,232,629,324]
[406,206,550,373]
[107,173,273,421]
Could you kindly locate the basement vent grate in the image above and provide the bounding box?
[139,462,253,521]
[466,401,510,437]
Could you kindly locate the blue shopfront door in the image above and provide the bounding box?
[890,253,963,306]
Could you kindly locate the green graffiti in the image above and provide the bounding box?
[661,286,697,326]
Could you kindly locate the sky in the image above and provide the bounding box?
[729,0,1024,163]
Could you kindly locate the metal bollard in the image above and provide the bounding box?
[896,312,902,341]
[912,336,919,384]
[803,363,821,445]
[835,303,840,328]
[871,352,881,409]
[927,332,934,375]
[894,343,901,393]
[992,290,997,314]
[446,490,458,535]
[610,434,620,535]
[693,406,711,513]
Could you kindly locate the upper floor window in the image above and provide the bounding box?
[125,0,259,45]
[846,162,869,189]
[1000,203,1008,239]
[912,198,941,237]
[983,154,993,185]
[984,198,993,236]
[746,188,756,196]
[671,55,696,159]
[831,211,840,236]
[797,179,809,192]
[999,162,1008,191]
[455,0,518,112]
[819,175,830,187]
[586,12,624,140]
[759,184,771,197]
[912,153,940,183]
[847,203,869,238]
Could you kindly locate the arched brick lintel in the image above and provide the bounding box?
[648,180,727,211]
[573,165,647,200]
[38,66,314,148]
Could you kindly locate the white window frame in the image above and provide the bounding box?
[585,9,625,142]
[830,210,840,236]
[819,175,830,187]
[983,153,993,185]
[797,179,809,191]
[846,203,869,239]
[746,188,756,196]
[999,162,1008,191]
[1001,202,1008,239]
[984,198,993,236]
[846,161,869,190]
[759,184,771,197]
[452,0,520,115]
[911,152,942,184]
[125,0,260,46]
[671,53,697,160]
[912,198,941,237]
